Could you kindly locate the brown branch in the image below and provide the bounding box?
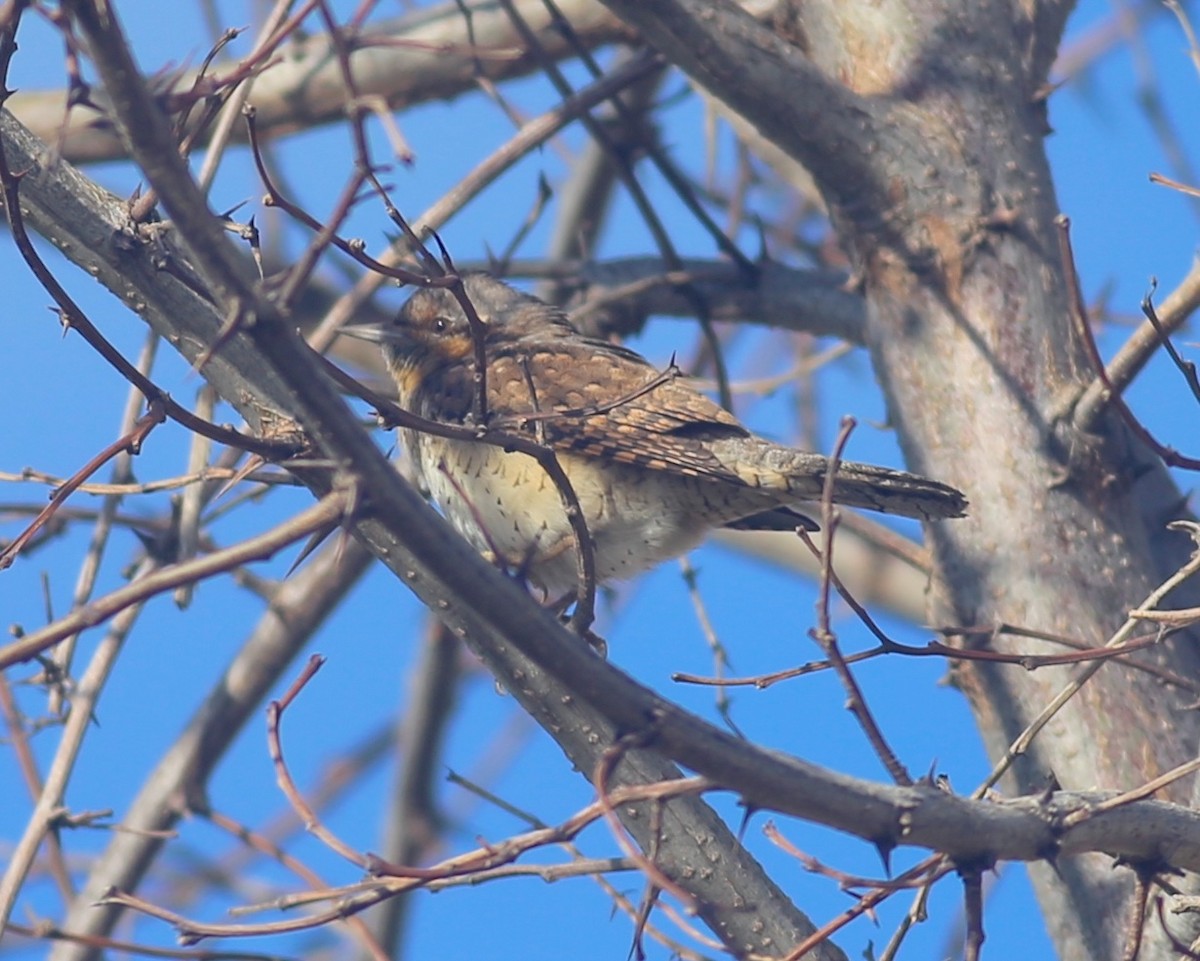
[1057,216,1200,469]
[267,655,379,868]
[0,493,349,671]
[201,806,389,961]
[807,417,912,786]
[0,402,166,570]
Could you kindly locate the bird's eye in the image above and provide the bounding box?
[433,317,447,333]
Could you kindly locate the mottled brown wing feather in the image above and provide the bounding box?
[483,342,754,483]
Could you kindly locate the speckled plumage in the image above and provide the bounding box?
[358,274,966,597]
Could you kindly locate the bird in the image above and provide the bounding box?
[345,273,966,599]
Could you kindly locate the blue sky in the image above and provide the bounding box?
[3,2,1200,960]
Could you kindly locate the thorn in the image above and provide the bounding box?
[214,454,265,501]
[1039,841,1063,878]
[285,519,339,578]
[735,802,758,843]
[874,837,895,877]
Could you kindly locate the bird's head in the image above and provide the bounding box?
[342,274,577,380]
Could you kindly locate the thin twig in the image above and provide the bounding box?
[0,493,350,671]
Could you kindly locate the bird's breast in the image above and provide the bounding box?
[409,435,720,596]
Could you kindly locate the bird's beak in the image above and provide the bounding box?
[338,323,389,345]
[339,318,422,350]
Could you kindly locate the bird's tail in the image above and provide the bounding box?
[712,438,968,521]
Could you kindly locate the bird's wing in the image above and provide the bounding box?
[486,342,756,483]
